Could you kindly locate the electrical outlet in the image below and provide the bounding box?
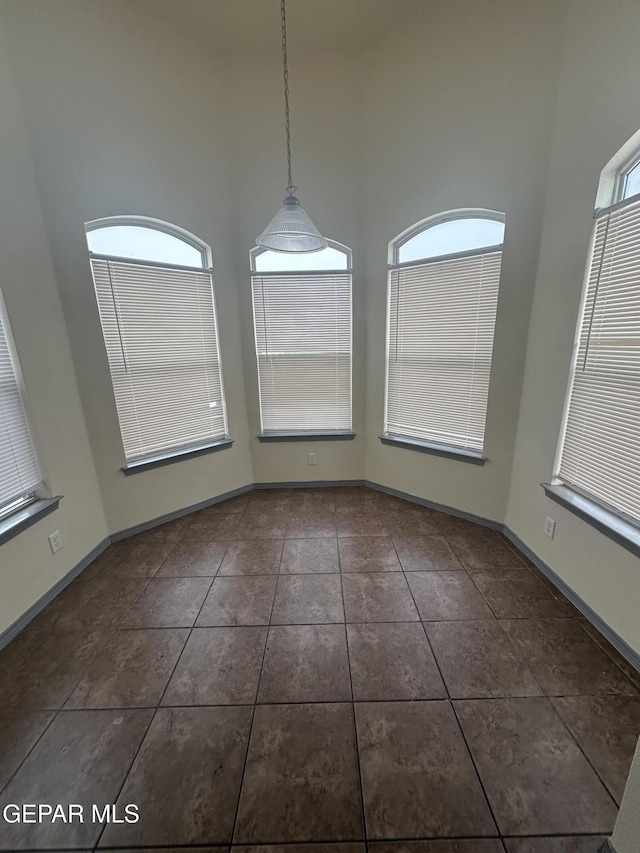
[308,452,317,465]
[544,517,556,539]
[48,530,63,553]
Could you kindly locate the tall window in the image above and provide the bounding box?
[384,210,505,454]
[555,143,640,524]
[0,292,42,519]
[86,217,228,464]
[250,242,352,434]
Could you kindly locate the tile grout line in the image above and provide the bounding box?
[546,695,624,811]
[338,530,370,845]
[0,708,59,801]
[388,515,504,840]
[435,521,627,812]
[229,499,285,847]
[387,522,451,702]
[575,615,640,691]
[0,531,178,810]
[388,509,504,842]
[92,510,222,851]
[448,698,504,841]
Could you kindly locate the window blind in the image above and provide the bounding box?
[557,196,640,523]
[251,272,352,432]
[0,299,42,509]
[385,251,501,452]
[91,258,227,462]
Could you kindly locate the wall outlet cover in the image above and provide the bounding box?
[48,530,63,553]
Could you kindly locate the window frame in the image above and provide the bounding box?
[249,240,354,439]
[612,149,640,205]
[389,208,506,269]
[86,216,230,471]
[382,208,505,460]
[86,215,212,271]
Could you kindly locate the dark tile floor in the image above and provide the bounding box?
[0,486,638,852]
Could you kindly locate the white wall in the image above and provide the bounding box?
[362,0,566,521]
[0,0,254,533]
[506,0,640,653]
[0,23,108,634]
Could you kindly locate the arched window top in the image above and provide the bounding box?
[392,209,505,266]
[596,127,640,210]
[85,216,211,269]
[251,240,351,273]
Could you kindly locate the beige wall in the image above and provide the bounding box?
[506,0,640,653]
[0,23,108,634]
[362,0,566,521]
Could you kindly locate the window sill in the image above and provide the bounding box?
[122,438,234,475]
[258,431,356,442]
[542,482,640,559]
[0,496,63,546]
[379,434,486,465]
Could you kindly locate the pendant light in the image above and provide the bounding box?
[256,0,327,253]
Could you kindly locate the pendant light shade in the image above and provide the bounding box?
[255,0,327,253]
[256,194,327,253]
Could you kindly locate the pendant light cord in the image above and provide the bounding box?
[281,0,296,196]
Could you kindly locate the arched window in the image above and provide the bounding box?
[383,209,505,457]
[554,131,640,526]
[86,217,228,468]
[250,242,353,435]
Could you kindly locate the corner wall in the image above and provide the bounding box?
[0,0,254,533]
[505,0,640,653]
[0,23,108,634]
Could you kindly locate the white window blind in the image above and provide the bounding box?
[385,250,501,452]
[91,258,227,462]
[251,272,352,432]
[556,195,640,523]
[0,297,42,510]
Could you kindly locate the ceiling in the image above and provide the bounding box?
[138,0,425,53]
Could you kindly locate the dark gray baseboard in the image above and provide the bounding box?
[0,536,111,652]
[111,484,255,542]
[2,479,638,683]
[365,480,502,531]
[503,527,640,674]
[254,479,364,489]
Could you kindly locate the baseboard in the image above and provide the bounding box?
[598,839,616,853]
[254,479,365,489]
[3,479,638,682]
[365,480,503,530]
[0,536,111,652]
[504,527,640,675]
[110,484,255,542]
